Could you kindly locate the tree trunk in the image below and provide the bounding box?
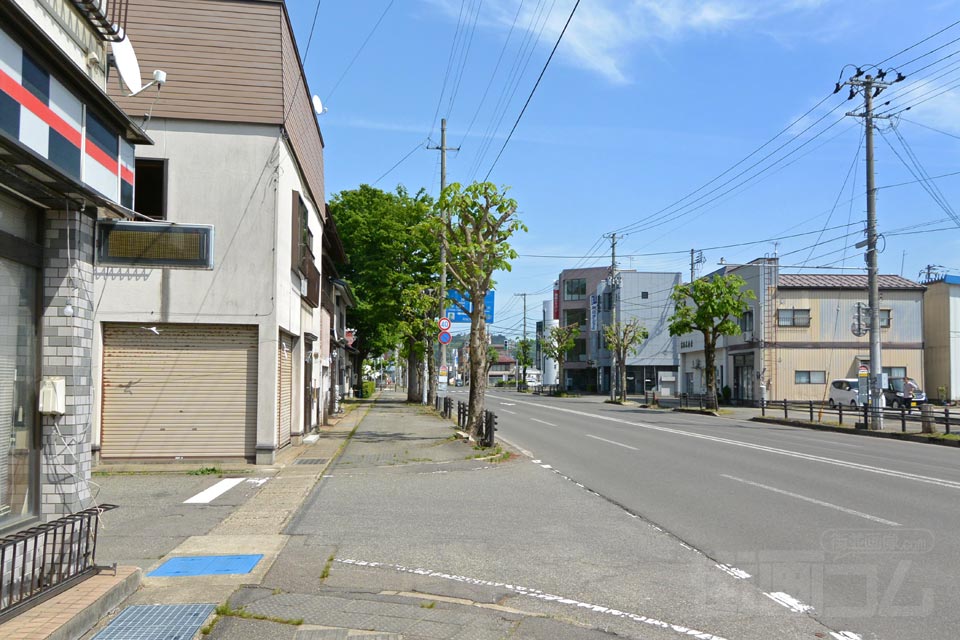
[618,357,628,404]
[406,338,421,403]
[557,356,565,393]
[426,334,437,406]
[467,305,487,439]
[704,337,718,411]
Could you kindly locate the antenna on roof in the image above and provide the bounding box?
[109,30,166,96]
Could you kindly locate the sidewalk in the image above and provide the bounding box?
[0,403,365,640]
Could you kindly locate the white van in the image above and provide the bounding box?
[828,378,863,407]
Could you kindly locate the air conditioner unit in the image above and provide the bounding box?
[694,359,702,369]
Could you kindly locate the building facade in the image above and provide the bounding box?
[923,275,960,403]
[1,0,151,533]
[91,0,336,464]
[679,259,926,404]
[556,267,608,391]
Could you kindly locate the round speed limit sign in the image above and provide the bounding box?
[438,317,452,331]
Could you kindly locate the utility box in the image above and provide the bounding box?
[39,376,66,415]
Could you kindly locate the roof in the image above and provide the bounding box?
[778,274,925,290]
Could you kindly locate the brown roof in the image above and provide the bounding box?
[778,274,925,290]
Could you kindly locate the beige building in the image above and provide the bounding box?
[679,259,926,404]
[923,275,960,403]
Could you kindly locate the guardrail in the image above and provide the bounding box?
[0,504,117,623]
[453,399,497,447]
[760,399,953,433]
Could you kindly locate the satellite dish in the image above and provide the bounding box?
[312,95,327,115]
[111,34,143,94]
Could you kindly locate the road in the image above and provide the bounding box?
[484,390,960,640]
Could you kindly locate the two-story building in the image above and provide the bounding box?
[1,0,152,534]
[91,0,338,464]
[679,258,926,404]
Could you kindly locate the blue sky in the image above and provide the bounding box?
[289,0,960,339]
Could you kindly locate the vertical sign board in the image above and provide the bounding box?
[445,290,495,324]
[553,285,560,320]
[589,294,598,331]
[858,365,868,404]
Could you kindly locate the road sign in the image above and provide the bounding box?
[438,331,452,345]
[858,365,868,376]
[445,290,495,324]
[438,317,452,331]
[439,365,448,377]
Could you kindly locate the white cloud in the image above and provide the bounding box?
[425,0,833,84]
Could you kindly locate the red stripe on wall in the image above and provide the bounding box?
[85,140,118,175]
[120,165,134,184]
[0,68,82,147]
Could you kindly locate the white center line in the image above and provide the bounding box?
[721,474,902,526]
[501,409,517,415]
[585,434,638,450]
[184,478,245,504]
[531,418,557,427]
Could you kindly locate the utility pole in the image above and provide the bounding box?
[514,292,528,391]
[842,67,904,430]
[604,233,620,402]
[690,248,696,284]
[428,119,460,390]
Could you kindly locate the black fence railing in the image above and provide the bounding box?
[760,399,953,434]
[0,504,117,623]
[452,399,497,447]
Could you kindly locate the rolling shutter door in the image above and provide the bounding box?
[101,324,258,459]
[277,333,294,448]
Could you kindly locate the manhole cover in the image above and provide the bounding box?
[92,603,215,639]
[294,458,329,465]
[148,554,263,577]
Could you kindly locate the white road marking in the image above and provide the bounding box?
[500,402,516,406]
[183,478,245,504]
[337,559,728,640]
[245,478,269,487]
[764,592,814,613]
[585,434,638,450]
[489,395,960,491]
[501,409,517,415]
[721,475,902,526]
[531,418,557,427]
[830,632,863,640]
[715,564,751,580]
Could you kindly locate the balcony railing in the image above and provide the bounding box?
[71,0,129,42]
[0,505,117,623]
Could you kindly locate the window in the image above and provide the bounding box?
[602,292,612,311]
[564,278,586,301]
[564,308,586,328]
[882,366,907,379]
[291,192,313,272]
[567,338,587,362]
[134,159,166,219]
[778,308,810,327]
[795,370,826,384]
[641,291,649,299]
[739,310,754,333]
[879,309,891,328]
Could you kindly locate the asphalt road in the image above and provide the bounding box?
[485,390,960,640]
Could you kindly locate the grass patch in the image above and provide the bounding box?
[188,466,222,476]
[467,445,505,460]
[214,601,303,633]
[420,601,436,609]
[320,553,335,580]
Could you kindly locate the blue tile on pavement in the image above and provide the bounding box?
[148,554,264,577]
[92,603,216,639]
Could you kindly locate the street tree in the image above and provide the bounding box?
[329,185,439,402]
[514,338,533,391]
[542,324,580,394]
[436,182,526,439]
[668,274,755,410]
[603,320,649,403]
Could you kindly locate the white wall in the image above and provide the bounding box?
[541,299,558,385]
[15,0,108,87]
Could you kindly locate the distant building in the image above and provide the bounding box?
[923,275,960,403]
[678,258,926,404]
[537,296,559,386]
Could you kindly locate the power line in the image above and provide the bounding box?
[324,0,397,103]
[372,138,428,186]
[876,19,960,66]
[482,0,580,181]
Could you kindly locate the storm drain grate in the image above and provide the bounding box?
[92,603,215,640]
[294,458,329,465]
[148,554,263,577]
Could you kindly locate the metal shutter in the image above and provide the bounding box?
[101,324,258,459]
[277,333,294,448]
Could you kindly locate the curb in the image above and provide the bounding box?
[49,567,141,640]
[673,407,720,417]
[751,416,960,447]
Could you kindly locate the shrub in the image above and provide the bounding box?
[362,380,375,398]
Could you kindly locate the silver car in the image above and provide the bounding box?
[828,378,863,407]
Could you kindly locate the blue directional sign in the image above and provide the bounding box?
[445,290,495,324]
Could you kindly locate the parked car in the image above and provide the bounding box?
[883,377,927,409]
[828,378,863,407]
